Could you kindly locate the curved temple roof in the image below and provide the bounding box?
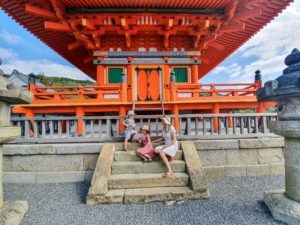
[0,0,293,80]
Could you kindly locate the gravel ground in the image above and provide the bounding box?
[4,175,286,225]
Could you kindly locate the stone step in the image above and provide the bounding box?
[114,150,183,161]
[109,172,189,189]
[111,160,186,174]
[124,186,210,204]
[115,142,182,152]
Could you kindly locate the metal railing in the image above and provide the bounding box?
[10,113,278,143]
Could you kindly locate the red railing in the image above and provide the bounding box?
[31,85,121,103]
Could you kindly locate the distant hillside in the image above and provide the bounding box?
[35,75,95,86]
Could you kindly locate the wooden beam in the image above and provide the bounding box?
[84,57,93,64]
[207,41,224,51]
[82,18,95,30]
[44,21,71,32]
[25,4,57,20]
[121,18,129,30]
[234,8,261,21]
[220,23,245,33]
[67,41,82,51]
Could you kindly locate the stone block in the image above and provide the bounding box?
[55,143,102,154]
[3,143,102,155]
[271,163,285,175]
[198,150,226,166]
[194,140,238,150]
[258,148,284,164]
[109,173,189,189]
[227,149,258,165]
[2,156,12,172]
[3,172,36,183]
[0,200,28,225]
[3,144,56,155]
[111,160,186,174]
[87,189,125,205]
[225,165,246,177]
[239,138,284,149]
[36,171,85,183]
[12,155,84,172]
[88,144,115,196]
[84,171,94,182]
[83,154,98,171]
[181,141,209,192]
[124,186,209,204]
[246,164,271,176]
[204,166,225,179]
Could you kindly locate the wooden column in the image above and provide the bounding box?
[121,71,128,102]
[119,106,126,133]
[191,57,199,84]
[127,57,133,101]
[172,104,179,132]
[96,57,105,85]
[163,57,170,101]
[228,111,233,128]
[170,71,176,101]
[25,108,34,137]
[212,103,219,132]
[76,107,84,136]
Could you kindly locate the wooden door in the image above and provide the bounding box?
[137,69,160,101]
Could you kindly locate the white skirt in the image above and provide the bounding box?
[155,143,178,157]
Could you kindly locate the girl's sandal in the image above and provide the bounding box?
[162,172,174,178]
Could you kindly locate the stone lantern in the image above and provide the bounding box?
[257,49,300,225]
[0,59,32,224]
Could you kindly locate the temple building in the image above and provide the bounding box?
[0,0,292,132]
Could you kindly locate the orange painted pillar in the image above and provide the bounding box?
[172,104,179,132]
[257,103,265,113]
[119,106,126,133]
[76,107,84,136]
[127,57,133,101]
[96,56,105,85]
[212,103,219,132]
[25,109,34,137]
[170,70,176,101]
[191,57,199,84]
[228,111,233,128]
[121,71,128,102]
[163,57,170,101]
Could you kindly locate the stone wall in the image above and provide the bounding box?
[2,137,284,183]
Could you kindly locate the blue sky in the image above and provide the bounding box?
[0,1,300,83]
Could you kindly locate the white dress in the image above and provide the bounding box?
[155,126,178,157]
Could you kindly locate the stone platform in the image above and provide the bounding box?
[86,142,209,204]
[2,137,285,184]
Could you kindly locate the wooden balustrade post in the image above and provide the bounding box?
[172,104,179,132]
[212,103,219,132]
[119,106,126,133]
[121,71,128,102]
[76,107,84,136]
[170,71,176,101]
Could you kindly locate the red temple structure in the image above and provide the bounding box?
[0,0,292,133]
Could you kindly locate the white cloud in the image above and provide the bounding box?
[213,1,300,83]
[0,47,91,80]
[0,30,23,45]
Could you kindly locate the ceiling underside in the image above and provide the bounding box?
[0,0,293,80]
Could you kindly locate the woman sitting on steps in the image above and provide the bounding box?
[153,116,179,178]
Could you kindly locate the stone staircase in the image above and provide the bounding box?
[86,141,209,205]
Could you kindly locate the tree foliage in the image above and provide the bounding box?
[35,74,95,86]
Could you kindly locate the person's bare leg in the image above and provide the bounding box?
[159,150,173,175]
[124,139,128,151]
